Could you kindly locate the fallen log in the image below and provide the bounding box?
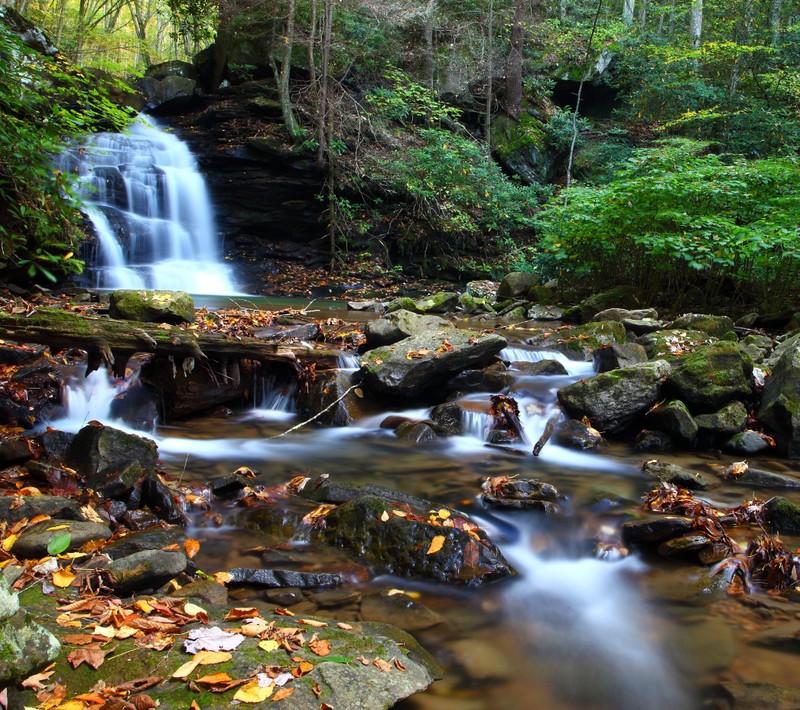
[533,410,562,456]
[0,308,346,376]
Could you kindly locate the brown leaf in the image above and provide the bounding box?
[311,682,322,698]
[308,638,331,657]
[66,643,112,670]
[392,657,407,671]
[183,538,201,559]
[298,618,328,628]
[272,687,295,701]
[63,633,95,646]
[130,694,158,710]
[292,661,314,677]
[224,607,260,621]
[373,658,392,672]
[463,539,480,567]
[20,666,55,690]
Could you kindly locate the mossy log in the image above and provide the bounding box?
[0,308,342,376]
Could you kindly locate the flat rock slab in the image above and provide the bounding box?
[228,568,345,588]
[108,549,188,593]
[11,519,112,559]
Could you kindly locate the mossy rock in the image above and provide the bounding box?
[637,329,717,361]
[670,313,736,339]
[666,341,753,413]
[525,320,627,361]
[645,400,698,444]
[109,289,195,324]
[694,401,748,436]
[764,497,800,533]
[757,340,800,457]
[575,286,640,323]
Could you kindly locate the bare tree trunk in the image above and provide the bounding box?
[623,0,635,26]
[317,0,333,167]
[423,0,436,92]
[279,0,301,139]
[505,0,525,120]
[729,0,754,99]
[770,0,782,44]
[690,0,703,49]
[484,0,494,149]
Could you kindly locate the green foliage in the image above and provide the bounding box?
[535,139,800,305]
[47,533,72,555]
[0,23,133,284]
[365,66,462,126]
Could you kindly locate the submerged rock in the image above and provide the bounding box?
[641,460,717,490]
[621,516,694,544]
[227,568,345,588]
[553,418,604,449]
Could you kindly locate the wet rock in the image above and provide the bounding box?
[592,343,648,372]
[621,516,694,544]
[0,342,48,366]
[466,280,499,299]
[103,525,187,559]
[142,473,187,524]
[109,289,195,324]
[694,401,748,436]
[497,272,541,299]
[360,591,444,631]
[658,533,726,562]
[756,339,800,457]
[429,402,465,435]
[557,360,671,434]
[553,418,604,449]
[108,549,188,593]
[0,494,83,524]
[209,473,251,496]
[480,477,564,511]
[347,300,387,313]
[108,381,160,432]
[12,519,112,559]
[444,361,514,395]
[645,400,698,445]
[265,588,305,606]
[717,681,800,709]
[137,72,197,114]
[666,341,753,412]
[723,430,773,455]
[227,568,345,588]
[764,497,800,533]
[321,495,514,585]
[65,423,159,485]
[670,313,736,339]
[526,304,564,320]
[641,460,716,490]
[591,307,658,322]
[739,333,774,364]
[0,577,59,687]
[621,318,664,335]
[512,359,569,376]
[575,286,640,323]
[120,509,162,531]
[634,430,674,453]
[361,329,507,401]
[364,309,453,348]
[297,368,361,427]
[395,420,437,444]
[457,292,495,315]
[0,436,38,465]
[726,466,800,488]
[525,321,627,361]
[93,460,147,499]
[413,291,460,313]
[170,578,229,606]
[637,328,716,361]
[35,428,75,462]
[258,322,321,341]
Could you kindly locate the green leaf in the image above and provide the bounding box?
[47,532,72,556]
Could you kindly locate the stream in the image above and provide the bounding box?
[50,117,800,709]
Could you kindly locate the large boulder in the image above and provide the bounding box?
[497,271,541,299]
[670,313,736,339]
[320,494,514,585]
[109,289,195,324]
[574,286,640,323]
[525,321,628,361]
[666,341,753,413]
[637,329,717,361]
[360,329,507,400]
[137,62,197,114]
[757,340,800,457]
[364,309,452,348]
[557,360,671,434]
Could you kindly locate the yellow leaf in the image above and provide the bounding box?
[380,511,389,522]
[233,681,274,703]
[438,509,451,520]
[2,533,18,552]
[194,650,232,665]
[52,568,76,588]
[54,701,88,710]
[172,658,200,679]
[214,572,232,585]
[184,538,201,559]
[46,524,70,531]
[91,625,116,639]
[183,602,207,618]
[426,535,445,555]
[135,600,155,614]
[259,640,280,652]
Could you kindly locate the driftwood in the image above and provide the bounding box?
[0,308,345,376]
[533,410,562,456]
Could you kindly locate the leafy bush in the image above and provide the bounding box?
[534,139,800,306]
[0,21,132,283]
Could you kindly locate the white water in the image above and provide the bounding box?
[69,116,239,295]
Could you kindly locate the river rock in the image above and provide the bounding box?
[525,321,627,361]
[513,359,570,376]
[395,420,438,443]
[429,401,465,435]
[109,288,195,324]
[0,435,38,465]
[320,495,514,585]
[0,577,59,687]
[365,309,453,348]
[103,525,187,559]
[574,286,640,323]
[657,533,723,561]
[592,343,648,372]
[414,291,460,313]
[466,280,499,299]
[444,361,514,395]
[11,519,112,559]
[108,549,188,593]
[497,271,541,299]
[763,497,800,533]
[725,466,800,488]
[756,340,800,457]
[621,516,694,544]
[739,333,774,364]
[641,460,716,490]
[765,331,800,369]
[637,328,717,361]
[717,681,800,709]
[228,568,345,588]
[622,318,664,335]
[137,72,197,114]
[669,313,736,339]
[591,307,658,323]
[65,422,159,486]
[557,360,671,434]
[297,368,362,426]
[723,430,773,455]
[694,400,748,436]
[0,494,83,524]
[360,329,506,401]
[553,418,604,449]
[634,430,674,453]
[526,304,564,320]
[666,341,753,412]
[457,292,495,315]
[645,400,698,445]
[480,477,564,511]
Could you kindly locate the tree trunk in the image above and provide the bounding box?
[317,0,333,167]
[484,0,494,149]
[505,0,525,120]
[623,0,635,26]
[690,0,703,49]
[279,0,301,139]
[770,0,781,44]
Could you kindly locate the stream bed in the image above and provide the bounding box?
[48,306,800,710]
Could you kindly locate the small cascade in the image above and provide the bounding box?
[67,116,239,295]
[248,374,297,422]
[500,346,594,377]
[337,353,361,371]
[47,368,135,433]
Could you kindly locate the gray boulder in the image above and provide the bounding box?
[365,309,452,348]
[360,329,507,400]
[757,341,800,457]
[11,519,112,559]
[108,549,188,593]
[497,271,541,299]
[645,400,698,445]
[695,401,748,436]
[109,289,195,324]
[557,360,671,434]
[592,343,648,372]
[637,329,717,361]
[525,321,628,361]
[670,313,736,339]
[591,307,658,322]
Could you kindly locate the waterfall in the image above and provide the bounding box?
[68,116,239,295]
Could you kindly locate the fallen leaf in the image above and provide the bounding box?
[426,535,445,555]
[336,622,354,630]
[437,509,451,520]
[194,672,233,685]
[298,618,328,628]
[21,666,55,690]
[311,682,322,698]
[393,657,407,671]
[171,659,199,680]
[272,687,295,701]
[259,640,280,652]
[1,533,18,552]
[183,538,201,558]
[183,602,207,619]
[66,644,112,670]
[380,510,390,522]
[224,607,260,621]
[273,608,294,617]
[355,656,370,665]
[52,567,76,588]
[309,638,331,657]
[194,650,233,665]
[233,681,274,703]
[373,658,392,672]
[292,661,314,677]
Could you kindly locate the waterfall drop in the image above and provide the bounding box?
[68,116,239,295]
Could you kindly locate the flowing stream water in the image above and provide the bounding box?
[48,122,800,708]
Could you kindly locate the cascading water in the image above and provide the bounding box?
[66,116,239,295]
